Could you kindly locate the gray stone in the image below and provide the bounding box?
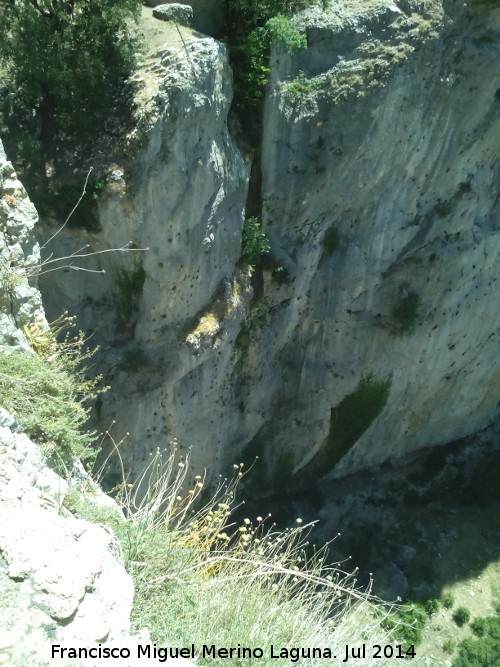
[0,144,153,667]
[0,140,45,351]
[147,0,223,34]
[153,3,193,26]
[0,411,135,665]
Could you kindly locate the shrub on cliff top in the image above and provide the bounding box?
[0,0,142,173]
[452,613,500,667]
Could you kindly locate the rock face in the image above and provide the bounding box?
[39,36,250,485]
[0,141,46,349]
[38,0,500,493]
[259,0,500,484]
[0,140,128,665]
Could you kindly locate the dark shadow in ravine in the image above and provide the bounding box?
[238,420,500,604]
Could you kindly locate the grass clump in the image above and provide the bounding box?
[114,259,146,328]
[286,70,322,100]
[443,640,455,654]
[271,265,291,285]
[106,447,399,666]
[471,617,488,637]
[453,606,471,627]
[322,226,340,256]
[384,601,427,647]
[424,598,440,616]
[442,592,455,609]
[0,315,103,472]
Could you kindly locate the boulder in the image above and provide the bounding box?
[147,0,223,34]
[153,3,193,26]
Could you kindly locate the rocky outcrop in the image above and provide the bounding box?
[39,33,250,485]
[146,0,223,35]
[0,140,46,349]
[0,409,134,666]
[0,140,201,667]
[153,4,194,27]
[38,0,500,493]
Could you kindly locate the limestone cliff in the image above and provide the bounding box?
[259,0,500,484]
[38,0,500,492]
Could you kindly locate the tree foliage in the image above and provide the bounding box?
[241,216,270,266]
[265,14,307,54]
[0,0,142,170]
[226,0,319,28]
[224,0,311,148]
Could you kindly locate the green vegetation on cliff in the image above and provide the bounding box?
[0,318,103,471]
[0,0,142,213]
[223,0,314,147]
[327,372,392,469]
[392,291,421,335]
[241,216,271,266]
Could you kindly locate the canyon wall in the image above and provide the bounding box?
[0,140,140,666]
[38,0,500,492]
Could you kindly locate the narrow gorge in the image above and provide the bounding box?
[1,0,500,663]
[37,0,500,495]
